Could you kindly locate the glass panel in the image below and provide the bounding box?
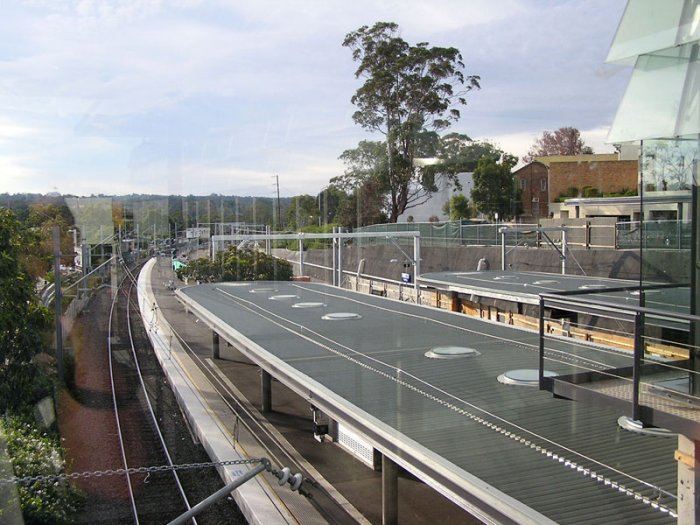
[641,137,699,191]
[638,136,699,398]
[606,0,694,63]
[65,197,114,245]
[608,43,700,142]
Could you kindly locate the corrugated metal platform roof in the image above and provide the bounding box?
[419,270,689,313]
[178,281,678,524]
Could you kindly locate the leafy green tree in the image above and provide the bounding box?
[333,140,392,225]
[286,195,318,230]
[343,22,479,222]
[316,186,346,225]
[21,203,75,281]
[471,156,521,220]
[332,135,436,223]
[425,133,514,182]
[334,140,389,192]
[0,209,51,413]
[334,178,387,228]
[442,194,472,220]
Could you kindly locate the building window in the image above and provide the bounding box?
[520,179,526,190]
[540,179,547,191]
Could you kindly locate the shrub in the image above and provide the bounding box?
[2,417,84,524]
[582,186,601,198]
[179,247,294,283]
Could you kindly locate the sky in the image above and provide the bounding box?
[0,0,632,198]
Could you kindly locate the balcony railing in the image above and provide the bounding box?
[537,285,700,438]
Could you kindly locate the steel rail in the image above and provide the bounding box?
[107,268,140,524]
[121,263,290,471]
[122,263,198,524]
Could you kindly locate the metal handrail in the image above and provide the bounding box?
[539,287,700,426]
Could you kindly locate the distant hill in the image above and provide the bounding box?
[0,192,294,229]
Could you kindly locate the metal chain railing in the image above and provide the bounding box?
[0,458,264,486]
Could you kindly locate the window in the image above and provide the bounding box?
[540,179,547,191]
[520,179,526,190]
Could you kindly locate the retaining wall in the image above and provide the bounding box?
[290,245,688,284]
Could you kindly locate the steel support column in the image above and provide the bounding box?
[261,369,272,413]
[500,228,506,271]
[561,228,567,275]
[212,331,220,360]
[332,227,337,286]
[382,454,398,525]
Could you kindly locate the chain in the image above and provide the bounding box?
[0,458,265,486]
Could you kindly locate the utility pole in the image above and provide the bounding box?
[53,227,64,383]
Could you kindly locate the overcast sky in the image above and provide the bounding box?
[1,0,631,198]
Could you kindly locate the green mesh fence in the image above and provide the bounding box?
[356,222,536,247]
[357,220,692,250]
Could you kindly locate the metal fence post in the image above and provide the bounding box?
[500,228,506,271]
[539,296,545,389]
[632,311,643,421]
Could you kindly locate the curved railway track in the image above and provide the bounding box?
[102,259,245,524]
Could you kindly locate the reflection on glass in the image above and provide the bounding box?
[607,0,699,63]
[608,44,700,142]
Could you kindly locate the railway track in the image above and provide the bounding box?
[104,260,245,524]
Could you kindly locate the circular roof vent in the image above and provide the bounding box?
[322,312,362,321]
[269,294,299,300]
[497,369,556,386]
[250,287,278,293]
[425,346,480,359]
[533,279,558,285]
[292,302,326,309]
[617,416,676,437]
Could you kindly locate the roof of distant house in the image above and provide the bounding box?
[534,153,619,166]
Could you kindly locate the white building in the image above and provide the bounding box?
[396,172,473,223]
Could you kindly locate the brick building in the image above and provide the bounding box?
[513,154,639,221]
[512,161,549,221]
[545,156,638,202]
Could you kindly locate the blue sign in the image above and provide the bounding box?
[401,272,412,283]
